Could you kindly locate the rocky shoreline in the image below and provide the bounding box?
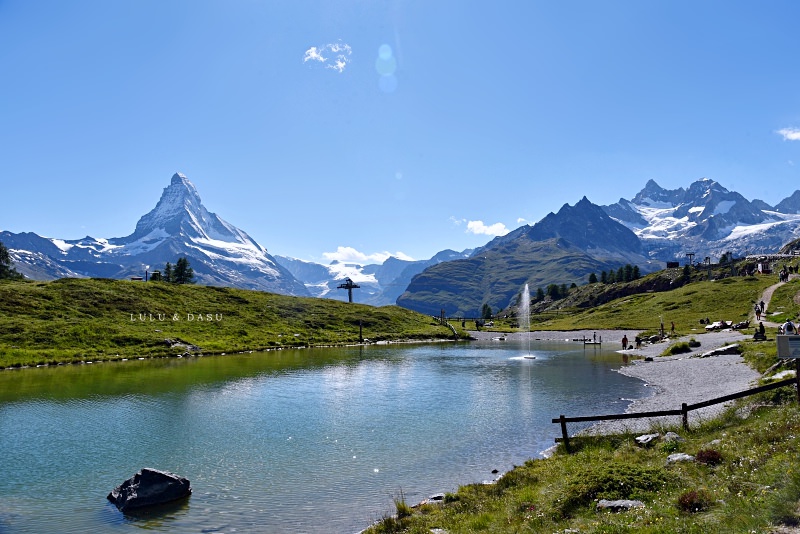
[471,328,763,436]
[583,329,761,435]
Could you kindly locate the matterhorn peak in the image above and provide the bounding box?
[109,172,263,254]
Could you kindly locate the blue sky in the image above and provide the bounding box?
[2,1,799,264]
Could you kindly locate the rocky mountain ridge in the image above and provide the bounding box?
[602,178,800,261]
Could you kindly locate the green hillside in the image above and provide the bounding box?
[397,238,626,317]
[0,278,459,367]
[537,274,774,334]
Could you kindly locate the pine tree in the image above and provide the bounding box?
[0,241,23,280]
[632,265,641,280]
[588,272,598,284]
[536,287,544,301]
[173,257,195,284]
[546,284,561,300]
[481,303,492,320]
[624,264,633,282]
[164,262,173,283]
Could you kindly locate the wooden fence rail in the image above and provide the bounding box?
[553,376,798,453]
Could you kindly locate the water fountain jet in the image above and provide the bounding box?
[520,284,533,358]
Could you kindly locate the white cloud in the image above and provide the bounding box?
[466,220,509,236]
[322,246,414,264]
[777,127,800,141]
[303,47,326,63]
[304,42,352,73]
[328,58,348,73]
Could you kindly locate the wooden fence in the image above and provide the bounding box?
[552,376,799,453]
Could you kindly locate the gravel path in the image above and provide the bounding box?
[584,329,761,435]
[471,328,763,435]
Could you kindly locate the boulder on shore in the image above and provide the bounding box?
[107,468,191,513]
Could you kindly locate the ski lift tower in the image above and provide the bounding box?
[337,277,360,303]
[686,252,695,267]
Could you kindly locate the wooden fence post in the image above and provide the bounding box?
[796,360,800,404]
[559,415,571,453]
[681,403,689,430]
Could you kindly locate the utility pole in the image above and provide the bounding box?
[337,277,360,303]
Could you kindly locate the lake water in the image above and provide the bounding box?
[0,340,649,533]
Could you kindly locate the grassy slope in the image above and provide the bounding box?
[0,278,459,367]
[485,274,776,337]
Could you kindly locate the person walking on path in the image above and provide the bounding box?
[756,281,787,329]
[782,319,796,335]
[755,304,761,321]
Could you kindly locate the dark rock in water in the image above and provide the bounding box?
[107,468,191,512]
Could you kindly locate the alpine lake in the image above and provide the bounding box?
[0,338,650,533]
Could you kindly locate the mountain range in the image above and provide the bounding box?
[603,178,800,261]
[1,173,308,295]
[3,174,800,316]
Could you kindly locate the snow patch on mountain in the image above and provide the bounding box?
[723,212,800,242]
[327,262,378,284]
[51,239,74,253]
[622,205,696,239]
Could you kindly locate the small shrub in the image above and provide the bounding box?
[688,338,701,348]
[663,342,692,356]
[677,489,713,513]
[661,440,680,453]
[695,449,724,466]
[394,491,412,519]
[557,465,669,517]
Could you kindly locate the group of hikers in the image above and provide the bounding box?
[779,265,797,282]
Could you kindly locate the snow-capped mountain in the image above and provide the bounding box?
[602,178,800,261]
[2,173,309,295]
[275,249,473,306]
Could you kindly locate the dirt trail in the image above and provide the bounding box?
[756,274,799,328]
